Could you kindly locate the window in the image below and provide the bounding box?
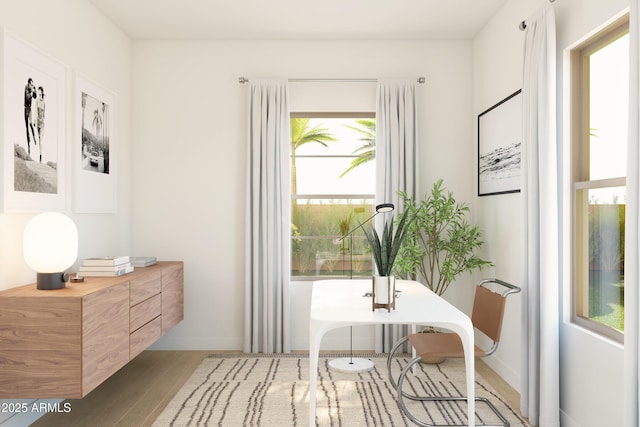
[571,18,628,341]
[290,114,376,279]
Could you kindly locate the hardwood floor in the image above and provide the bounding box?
[31,351,521,426]
[31,351,210,427]
[476,360,522,415]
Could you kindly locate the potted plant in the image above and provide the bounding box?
[362,208,414,310]
[337,211,355,253]
[393,179,493,296]
[392,180,492,361]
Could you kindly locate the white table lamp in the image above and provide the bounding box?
[23,212,78,290]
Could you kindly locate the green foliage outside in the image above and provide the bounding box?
[291,202,374,276]
[339,118,375,177]
[588,204,625,331]
[290,118,337,196]
[290,117,377,277]
[589,271,624,331]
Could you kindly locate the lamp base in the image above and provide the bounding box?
[328,357,374,373]
[37,272,69,290]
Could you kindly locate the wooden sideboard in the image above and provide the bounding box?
[0,261,183,399]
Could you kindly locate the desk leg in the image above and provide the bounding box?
[460,326,475,427]
[309,320,322,427]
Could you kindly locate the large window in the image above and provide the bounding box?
[290,114,376,279]
[571,18,628,341]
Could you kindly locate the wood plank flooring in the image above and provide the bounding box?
[31,351,210,427]
[31,351,522,427]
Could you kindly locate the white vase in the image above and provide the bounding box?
[372,275,395,311]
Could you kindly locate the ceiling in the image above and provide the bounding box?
[87,0,509,40]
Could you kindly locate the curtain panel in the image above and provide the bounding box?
[375,79,419,352]
[520,6,560,427]
[244,80,291,353]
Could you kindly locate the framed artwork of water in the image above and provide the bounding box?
[478,89,522,197]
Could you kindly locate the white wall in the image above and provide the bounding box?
[0,1,131,425]
[473,0,629,426]
[131,39,475,351]
[0,0,132,291]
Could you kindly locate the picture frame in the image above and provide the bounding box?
[477,89,522,197]
[1,30,67,212]
[74,73,117,213]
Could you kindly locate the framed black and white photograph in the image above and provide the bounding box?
[74,73,117,213]
[1,30,67,212]
[478,89,522,197]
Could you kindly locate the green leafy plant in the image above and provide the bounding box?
[339,118,376,177]
[337,211,355,252]
[393,179,493,295]
[362,209,414,276]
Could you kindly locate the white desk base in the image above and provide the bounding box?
[309,279,475,427]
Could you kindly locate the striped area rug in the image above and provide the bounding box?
[153,353,530,427]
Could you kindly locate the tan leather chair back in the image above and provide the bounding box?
[471,285,507,343]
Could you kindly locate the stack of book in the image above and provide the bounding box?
[78,256,134,277]
[130,256,157,267]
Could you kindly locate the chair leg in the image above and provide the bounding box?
[388,339,435,401]
[386,335,409,390]
[395,356,510,427]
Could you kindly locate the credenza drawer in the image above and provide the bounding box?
[130,316,161,359]
[130,271,161,306]
[130,293,162,332]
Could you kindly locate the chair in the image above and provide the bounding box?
[386,278,521,427]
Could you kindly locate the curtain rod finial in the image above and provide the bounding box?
[417,77,426,84]
[519,21,527,31]
[239,77,249,83]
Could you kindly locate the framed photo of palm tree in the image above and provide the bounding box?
[74,73,117,212]
[1,30,67,212]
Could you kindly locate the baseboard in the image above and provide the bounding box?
[149,336,244,350]
[560,409,579,427]
[483,353,521,393]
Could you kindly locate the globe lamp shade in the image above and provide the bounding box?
[23,212,78,290]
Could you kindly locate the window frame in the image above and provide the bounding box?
[570,17,628,343]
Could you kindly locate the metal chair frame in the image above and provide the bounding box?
[386,279,521,427]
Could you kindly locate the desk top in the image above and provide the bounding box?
[310,279,471,330]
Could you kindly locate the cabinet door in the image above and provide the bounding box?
[82,281,130,396]
[161,263,184,334]
[0,297,82,398]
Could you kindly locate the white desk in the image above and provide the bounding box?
[309,279,475,427]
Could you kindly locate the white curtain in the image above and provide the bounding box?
[521,6,560,427]
[375,79,419,352]
[625,2,640,426]
[244,80,291,353]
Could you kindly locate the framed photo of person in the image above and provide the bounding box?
[1,30,67,212]
[74,73,117,213]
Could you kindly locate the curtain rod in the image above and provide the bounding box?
[238,77,426,84]
[519,0,556,31]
